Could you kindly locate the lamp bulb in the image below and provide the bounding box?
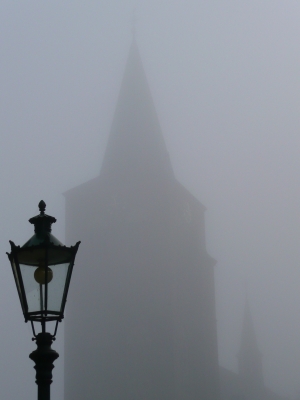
[34,266,53,285]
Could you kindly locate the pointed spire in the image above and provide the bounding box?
[238,296,264,390]
[100,40,174,184]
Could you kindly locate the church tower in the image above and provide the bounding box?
[238,298,264,396]
[64,40,220,400]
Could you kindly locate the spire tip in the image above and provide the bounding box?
[131,8,137,39]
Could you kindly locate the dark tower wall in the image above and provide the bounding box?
[64,41,220,400]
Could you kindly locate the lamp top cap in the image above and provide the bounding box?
[21,201,63,248]
[28,200,57,232]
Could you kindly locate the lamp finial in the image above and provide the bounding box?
[39,200,46,215]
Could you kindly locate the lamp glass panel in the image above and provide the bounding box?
[47,262,69,312]
[11,258,25,312]
[20,264,44,313]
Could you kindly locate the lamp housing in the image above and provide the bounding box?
[7,200,80,324]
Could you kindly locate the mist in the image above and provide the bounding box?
[0,1,300,399]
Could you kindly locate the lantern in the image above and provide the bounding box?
[7,200,80,333]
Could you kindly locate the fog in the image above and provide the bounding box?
[0,1,300,399]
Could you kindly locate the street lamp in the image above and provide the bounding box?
[6,200,80,400]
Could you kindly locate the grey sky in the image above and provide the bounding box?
[0,1,300,399]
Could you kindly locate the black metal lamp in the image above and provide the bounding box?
[7,200,80,400]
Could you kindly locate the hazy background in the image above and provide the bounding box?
[0,1,300,399]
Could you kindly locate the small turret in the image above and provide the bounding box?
[238,297,264,393]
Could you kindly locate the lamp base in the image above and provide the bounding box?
[29,332,59,400]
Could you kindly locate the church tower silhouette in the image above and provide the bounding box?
[64,40,220,400]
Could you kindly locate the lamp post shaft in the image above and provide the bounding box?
[29,332,59,400]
